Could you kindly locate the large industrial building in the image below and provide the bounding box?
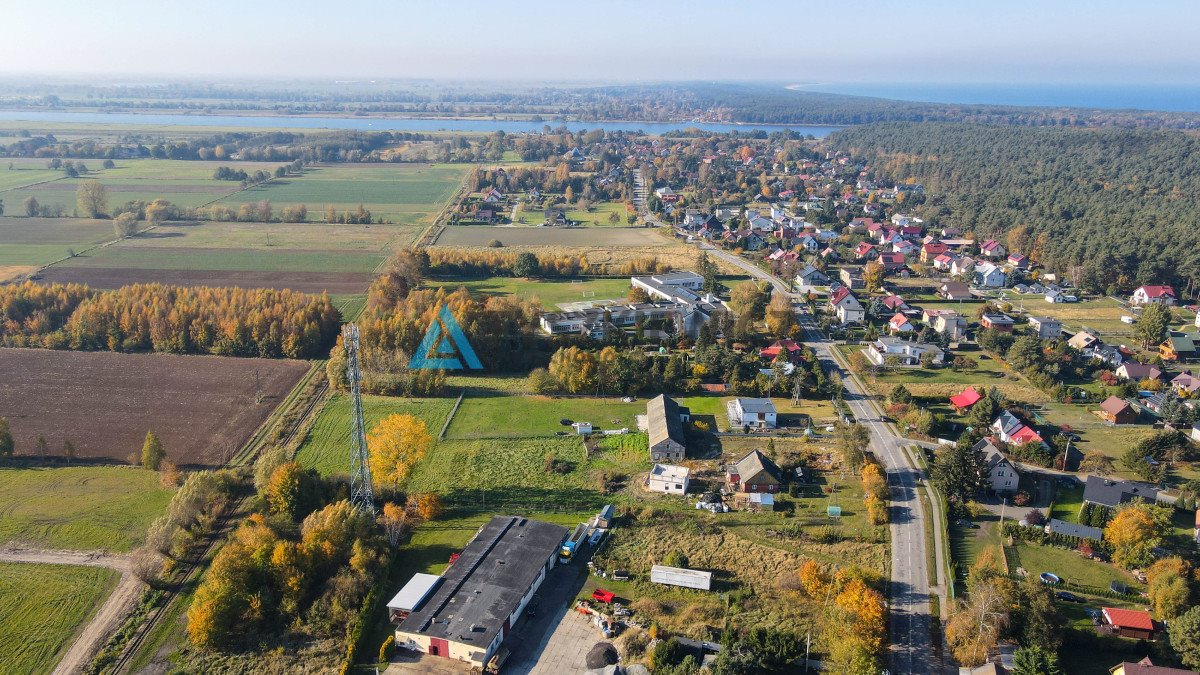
[539,271,725,338]
[390,516,567,670]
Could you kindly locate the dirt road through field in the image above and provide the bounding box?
[0,547,144,675]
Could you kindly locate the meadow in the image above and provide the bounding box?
[54,244,385,274]
[837,344,1051,403]
[427,275,632,308]
[443,394,645,439]
[435,225,670,248]
[0,563,120,675]
[0,217,118,280]
[294,393,457,476]
[0,466,174,551]
[119,220,422,252]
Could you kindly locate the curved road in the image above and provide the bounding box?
[697,243,950,673]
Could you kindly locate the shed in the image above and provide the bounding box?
[651,565,713,591]
[1099,396,1137,425]
[387,573,443,623]
[1102,607,1155,640]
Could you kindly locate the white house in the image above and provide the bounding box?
[647,463,690,494]
[1192,421,1200,443]
[828,287,865,325]
[864,337,945,367]
[1028,316,1063,340]
[974,438,1019,495]
[929,310,968,341]
[795,264,829,287]
[1130,285,1177,306]
[728,398,778,429]
[975,262,1007,288]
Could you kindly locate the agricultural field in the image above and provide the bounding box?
[119,220,422,252]
[0,466,174,551]
[0,216,117,281]
[212,163,467,225]
[0,348,309,466]
[435,225,669,248]
[0,563,120,675]
[294,393,457,476]
[443,394,644,439]
[427,276,633,308]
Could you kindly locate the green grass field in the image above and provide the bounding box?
[1035,402,1158,476]
[295,394,457,476]
[55,245,384,273]
[427,276,632,308]
[443,394,644,439]
[838,344,1050,403]
[0,217,118,275]
[0,466,175,551]
[0,563,120,675]
[213,163,467,225]
[1049,482,1086,523]
[1008,540,1143,594]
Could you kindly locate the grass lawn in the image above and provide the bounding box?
[951,512,1004,591]
[1017,296,1135,341]
[56,244,385,273]
[1050,482,1085,524]
[1035,402,1157,476]
[1007,541,1143,595]
[294,394,457,476]
[427,276,632,308]
[561,201,633,227]
[678,395,837,432]
[837,344,1050,403]
[0,562,121,675]
[0,466,174,551]
[0,217,119,274]
[331,293,368,321]
[443,394,644,439]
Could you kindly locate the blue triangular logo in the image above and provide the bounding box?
[409,305,483,370]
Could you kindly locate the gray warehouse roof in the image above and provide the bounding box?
[648,394,686,449]
[397,516,567,652]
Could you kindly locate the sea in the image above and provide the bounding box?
[792,82,1200,113]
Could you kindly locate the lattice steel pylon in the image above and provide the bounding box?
[343,324,376,517]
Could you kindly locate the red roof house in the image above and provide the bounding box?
[1102,607,1155,640]
[1009,425,1044,446]
[878,252,907,271]
[760,339,803,362]
[888,313,914,334]
[949,387,982,410]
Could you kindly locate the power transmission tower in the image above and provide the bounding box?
[343,324,376,517]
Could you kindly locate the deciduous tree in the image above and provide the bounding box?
[0,417,12,459]
[1105,503,1164,570]
[141,431,166,470]
[76,179,108,218]
[367,414,432,495]
[1172,606,1200,669]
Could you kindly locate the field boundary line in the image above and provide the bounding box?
[438,391,466,441]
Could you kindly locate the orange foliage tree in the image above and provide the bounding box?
[366,414,432,496]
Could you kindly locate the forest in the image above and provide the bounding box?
[0,281,340,358]
[830,122,1200,297]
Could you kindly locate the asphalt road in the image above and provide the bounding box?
[698,243,947,672]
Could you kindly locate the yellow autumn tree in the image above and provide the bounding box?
[835,578,886,654]
[367,414,432,496]
[946,576,1013,666]
[1147,557,1193,620]
[1105,504,1161,570]
[407,492,444,522]
[379,502,410,546]
[265,461,303,518]
[862,463,889,525]
[798,559,830,598]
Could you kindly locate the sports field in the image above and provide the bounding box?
[0,466,174,551]
[0,563,120,675]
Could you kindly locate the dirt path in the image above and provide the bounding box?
[0,547,144,675]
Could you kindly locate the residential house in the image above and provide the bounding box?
[974,438,1019,494]
[795,264,829,287]
[647,464,690,495]
[1044,289,1067,304]
[1171,372,1200,396]
[1193,421,1200,443]
[854,242,878,261]
[726,450,782,493]
[878,252,907,272]
[939,281,972,300]
[864,337,945,367]
[1028,316,1063,340]
[1116,362,1163,382]
[1195,312,1200,329]
[979,239,1007,259]
[992,411,1043,446]
[1007,253,1029,269]
[1082,475,1162,509]
[980,313,1015,333]
[881,294,909,313]
[933,252,958,271]
[931,310,968,340]
[482,188,504,203]
[654,186,679,203]
[1067,330,1100,352]
[840,267,865,290]
[892,239,918,256]
[1160,332,1200,361]
[975,262,1007,288]
[563,147,586,162]
[819,246,839,262]
[797,234,819,253]
[950,256,976,278]
[1101,608,1156,640]
[760,339,804,363]
[829,287,866,325]
[1109,656,1199,675]
[888,313,915,334]
[1099,396,1137,425]
[728,398,778,429]
[647,395,690,462]
[1131,285,1177,306]
[921,242,949,263]
[543,209,568,226]
[473,208,496,224]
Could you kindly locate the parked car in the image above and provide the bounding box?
[1056,591,1086,603]
[957,519,980,530]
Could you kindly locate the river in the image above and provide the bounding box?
[0,109,843,136]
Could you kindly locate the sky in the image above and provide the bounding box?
[4,0,1200,85]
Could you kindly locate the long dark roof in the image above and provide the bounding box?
[397,516,566,652]
[648,394,686,449]
[1083,475,1159,508]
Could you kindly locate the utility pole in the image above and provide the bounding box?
[344,324,376,517]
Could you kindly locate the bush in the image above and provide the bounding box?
[1025,509,1046,526]
[663,551,690,568]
